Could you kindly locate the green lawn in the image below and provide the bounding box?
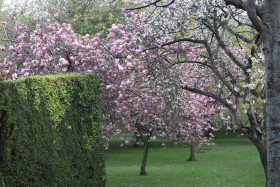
[105,134,266,187]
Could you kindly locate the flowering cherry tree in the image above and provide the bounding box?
[120,0,267,181]
[95,19,226,173]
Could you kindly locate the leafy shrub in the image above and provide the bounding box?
[0,73,105,186]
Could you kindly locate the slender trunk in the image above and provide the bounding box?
[187,143,196,161]
[140,139,149,175]
[66,54,74,72]
[261,1,280,185]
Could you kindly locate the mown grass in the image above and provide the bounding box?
[105,132,266,187]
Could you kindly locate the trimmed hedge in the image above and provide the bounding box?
[0,73,105,186]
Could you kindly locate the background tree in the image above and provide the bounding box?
[122,0,268,181]
[3,0,124,37]
[33,0,123,36]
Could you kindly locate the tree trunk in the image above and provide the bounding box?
[247,105,268,179]
[246,134,267,180]
[187,143,196,161]
[261,1,280,185]
[224,0,280,185]
[233,108,267,180]
[140,139,149,175]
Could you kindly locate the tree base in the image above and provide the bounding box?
[140,171,147,175]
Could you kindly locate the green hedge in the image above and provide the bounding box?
[0,73,105,186]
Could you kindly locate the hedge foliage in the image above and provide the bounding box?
[0,73,105,186]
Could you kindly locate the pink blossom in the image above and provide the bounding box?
[12,73,18,79]
[107,32,115,39]
[8,46,14,51]
[117,24,124,29]
[125,138,132,145]
[34,14,40,21]
[86,45,93,50]
[118,64,124,71]
[59,58,68,65]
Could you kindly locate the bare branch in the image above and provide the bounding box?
[146,38,206,51]
[126,0,161,10]
[156,0,175,7]
[161,38,206,46]
[168,60,210,68]
[250,88,265,99]
[224,0,264,33]
[216,33,248,72]
[210,65,240,96]
[224,0,244,9]
[126,0,175,10]
[224,24,253,43]
[182,85,234,111]
[244,0,263,33]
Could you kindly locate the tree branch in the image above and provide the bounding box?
[156,0,175,7]
[147,38,206,51]
[224,0,264,33]
[166,59,210,68]
[224,0,244,9]
[244,0,263,33]
[126,0,175,10]
[215,32,248,72]
[171,59,239,97]
[182,85,234,111]
[224,24,253,43]
[210,65,240,96]
[162,38,206,46]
